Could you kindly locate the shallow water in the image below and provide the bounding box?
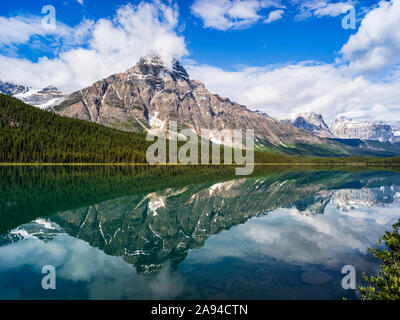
[0,166,399,300]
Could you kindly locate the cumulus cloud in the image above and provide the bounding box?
[191,0,284,30]
[186,200,400,269]
[0,235,183,299]
[0,1,187,92]
[340,0,400,75]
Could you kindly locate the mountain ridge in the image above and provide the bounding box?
[287,112,400,144]
[52,55,343,154]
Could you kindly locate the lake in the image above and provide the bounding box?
[0,166,399,300]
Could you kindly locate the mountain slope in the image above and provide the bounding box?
[53,55,355,156]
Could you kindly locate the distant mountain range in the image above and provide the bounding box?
[0,81,68,109]
[286,113,400,144]
[1,55,400,157]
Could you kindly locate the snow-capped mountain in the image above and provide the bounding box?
[385,121,400,143]
[287,113,398,143]
[331,117,394,142]
[0,81,29,96]
[52,54,330,150]
[0,81,68,109]
[285,113,334,138]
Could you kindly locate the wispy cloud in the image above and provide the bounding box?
[191,0,284,30]
[264,9,284,23]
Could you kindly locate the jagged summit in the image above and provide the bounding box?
[0,81,67,109]
[286,112,334,138]
[0,81,29,96]
[125,54,190,85]
[331,117,394,142]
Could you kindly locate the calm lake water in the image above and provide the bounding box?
[0,166,399,300]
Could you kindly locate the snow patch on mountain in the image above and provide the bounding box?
[331,117,394,142]
[285,113,334,138]
[0,81,68,109]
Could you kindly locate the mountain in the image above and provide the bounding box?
[0,81,68,109]
[52,55,353,156]
[0,81,29,96]
[331,117,394,142]
[285,113,334,138]
[287,113,400,152]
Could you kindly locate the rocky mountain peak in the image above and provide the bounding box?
[331,117,394,142]
[286,112,334,138]
[38,86,62,94]
[0,81,67,109]
[125,54,190,84]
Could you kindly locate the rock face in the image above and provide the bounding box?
[386,121,400,143]
[53,55,326,148]
[331,117,394,142]
[285,113,334,138]
[0,81,68,109]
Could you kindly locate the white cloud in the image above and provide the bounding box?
[313,2,356,18]
[0,235,183,299]
[76,0,84,4]
[340,0,400,75]
[186,201,400,269]
[0,1,187,92]
[293,0,356,20]
[264,9,284,23]
[191,0,283,30]
[0,15,93,48]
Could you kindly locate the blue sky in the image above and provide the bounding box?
[0,0,399,122]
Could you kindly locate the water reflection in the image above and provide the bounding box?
[0,167,399,299]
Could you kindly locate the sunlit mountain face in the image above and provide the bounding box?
[0,166,399,300]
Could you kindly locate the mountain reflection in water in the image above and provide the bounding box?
[0,166,399,300]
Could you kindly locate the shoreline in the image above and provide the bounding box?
[0,163,399,166]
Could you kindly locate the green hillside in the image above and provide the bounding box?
[0,93,151,163]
